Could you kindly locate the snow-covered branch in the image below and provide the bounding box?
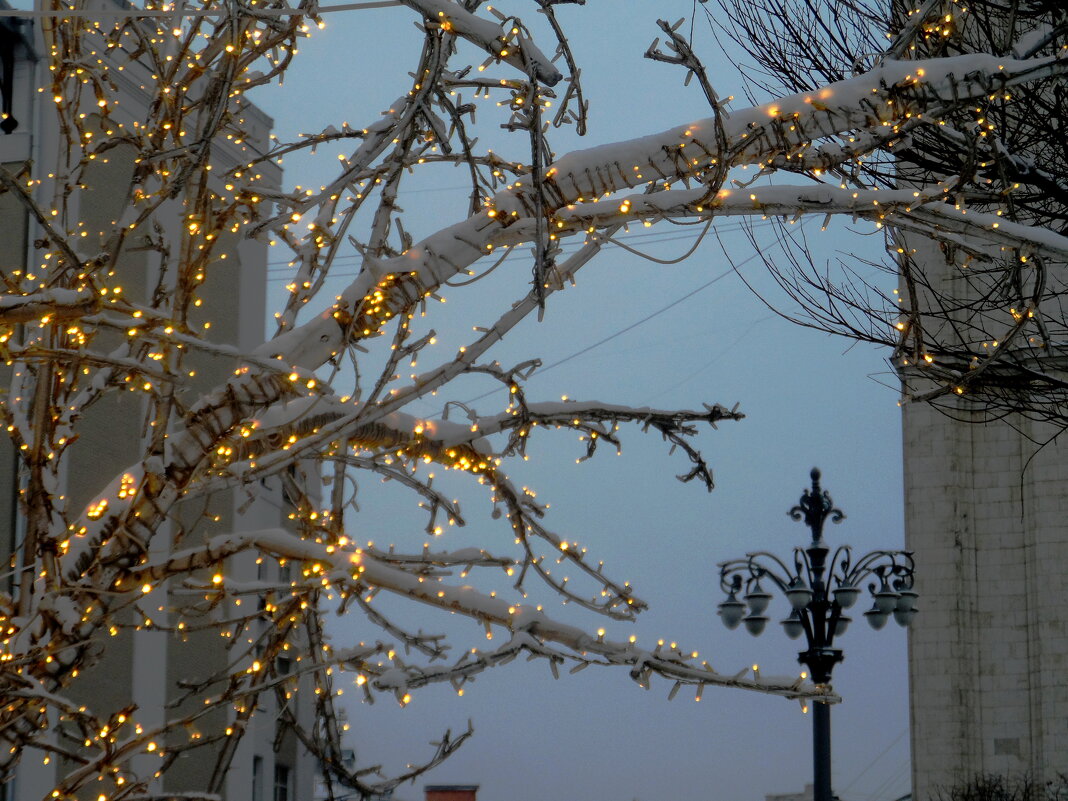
[7,0,1063,795]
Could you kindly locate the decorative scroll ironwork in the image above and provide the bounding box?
[716,468,917,681]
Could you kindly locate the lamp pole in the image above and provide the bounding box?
[715,469,917,801]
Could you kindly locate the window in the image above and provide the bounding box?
[281,463,301,509]
[274,763,291,801]
[252,756,264,801]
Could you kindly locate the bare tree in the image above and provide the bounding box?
[0,0,1065,799]
[934,772,1068,801]
[708,0,1068,426]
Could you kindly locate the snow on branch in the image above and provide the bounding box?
[0,288,100,325]
[10,0,1062,795]
[399,0,562,87]
[501,184,1068,265]
[132,528,833,702]
[704,0,1068,419]
[252,51,1066,380]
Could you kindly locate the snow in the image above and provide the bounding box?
[269,51,1063,381]
[20,27,1064,791]
[399,0,562,87]
[0,288,97,323]
[126,525,831,701]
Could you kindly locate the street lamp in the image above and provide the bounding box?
[716,468,917,801]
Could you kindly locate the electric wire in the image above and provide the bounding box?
[865,755,911,801]
[457,218,813,406]
[0,1,399,18]
[839,726,908,799]
[461,254,758,406]
[264,218,782,277]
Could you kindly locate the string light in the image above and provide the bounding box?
[0,0,1053,795]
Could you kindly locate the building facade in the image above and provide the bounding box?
[904,399,1068,797]
[902,234,1068,796]
[0,2,316,798]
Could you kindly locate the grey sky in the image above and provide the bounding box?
[253,3,910,800]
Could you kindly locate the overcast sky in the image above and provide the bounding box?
[252,3,911,801]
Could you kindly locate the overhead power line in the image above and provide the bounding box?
[461,259,750,406]
[264,218,783,275]
[459,218,814,405]
[0,1,399,18]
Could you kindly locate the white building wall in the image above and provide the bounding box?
[1,3,314,798]
[904,395,1068,798]
[898,8,1068,797]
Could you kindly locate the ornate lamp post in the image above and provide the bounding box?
[716,469,917,801]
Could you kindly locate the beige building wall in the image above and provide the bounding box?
[1,6,315,799]
[904,368,1068,797]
